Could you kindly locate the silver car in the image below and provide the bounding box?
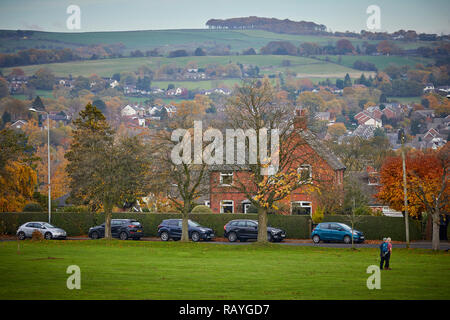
[16,222,67,240]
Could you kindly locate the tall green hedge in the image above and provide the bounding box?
[321,215,423,241]
[0,212,422,240]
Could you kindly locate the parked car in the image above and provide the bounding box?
[88,219,143,240]
[311,222,365,244]
[157,219,215,242]
[223,219,286,242]
[16,222,67,240]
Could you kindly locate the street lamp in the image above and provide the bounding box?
[400,129,410,248]
[29,108,51,223]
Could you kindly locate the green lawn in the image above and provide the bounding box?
[0,240,448,300]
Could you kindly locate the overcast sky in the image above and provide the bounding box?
[0,0,449,34]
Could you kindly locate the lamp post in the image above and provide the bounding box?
[400,129,410,248]
[29,108,51,223]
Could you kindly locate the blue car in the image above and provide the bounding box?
[311,222,365,244]
[157,219,215,242]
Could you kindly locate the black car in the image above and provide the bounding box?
[224,219,286,242]
[157,219,215,242]
[88,219,144,240]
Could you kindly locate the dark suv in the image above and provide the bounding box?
[157,219,215,242]
[88,219,144,240]
[224,219,286,242]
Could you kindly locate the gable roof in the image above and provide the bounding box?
[297,129,346,171]
[208,127,346,172]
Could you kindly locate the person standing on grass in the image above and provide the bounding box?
[380,237,389,270]
[385,237,392,270]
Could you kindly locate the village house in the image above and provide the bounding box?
[9,120,27,130]
[120,104,146,117]
[208,110,346,215]
[352,166,403,217]
[411,127,448,150]
[354,107,382,127]
[351,124,377,139]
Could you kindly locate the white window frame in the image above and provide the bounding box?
[220,172,233,186]
[291,201,312,216]
[297,164,312,182]
[220,200,234,213]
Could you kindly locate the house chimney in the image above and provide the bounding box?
[294,108,308,130]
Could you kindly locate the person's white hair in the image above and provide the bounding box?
[383,237,387,241]
[387,237,391,241]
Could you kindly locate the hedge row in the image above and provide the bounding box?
[0,212,422,240]
[321,215,423,241]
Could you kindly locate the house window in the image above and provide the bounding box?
[297,165,312,182]
[220,200,234,213]
[291,201,312,215]
[220,172,233,186]
[242,201,252,214]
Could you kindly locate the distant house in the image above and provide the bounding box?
[411,127,447,150]
[350,167,403,217]
[354,113,382,127]
[208,109,345,215]
[109,80,119,88]
[45,111,71,125]
[121,105,145,117]
[314,112,332,122]
[314,112,335,125]
[121,105,138,117]
[382,103,406,120]
[354,107,382,127]
[351,124,377,139]
[436,86,450,96]
[10,120,27,130]
[423,83,435,94]
[123,85,137,95]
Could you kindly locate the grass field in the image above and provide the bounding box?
[0,240,448,300]
[1,29,437,54]
[320,55,435,71]
[3,54,364,79]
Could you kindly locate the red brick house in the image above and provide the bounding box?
[208,111,346,216]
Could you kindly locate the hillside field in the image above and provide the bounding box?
[3,54,369,79]
[0,29,437,54]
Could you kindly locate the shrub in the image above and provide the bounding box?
[312,207,324,223]
[22,202,43,212]
[191,205,213,214]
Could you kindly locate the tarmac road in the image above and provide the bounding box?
[2,236,449,250]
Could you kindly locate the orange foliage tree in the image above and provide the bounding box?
[376,146,449,250]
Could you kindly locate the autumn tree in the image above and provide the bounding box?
[225,79,320,242]
[296,91,326,114]
[28,68,55,90]
[65,103,152,239]
[149,99,209,242]
[376,146,449,250]
[327,123,347,141]
[336,39,355,55]
[0,77,9,99]
[0,128,36,211]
